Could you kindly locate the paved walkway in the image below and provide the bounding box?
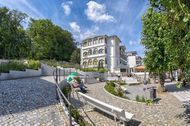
[0,77,67,126]
[165,82,190,103]
[75,82,187,126]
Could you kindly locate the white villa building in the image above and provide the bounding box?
[80,35,128,74]
[127,51,142,73]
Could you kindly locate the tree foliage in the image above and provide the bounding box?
[27,19,76,61]
[0,7,31,59]
[0,7,77,62]
[70,48,80,64]
[142,0,190,91]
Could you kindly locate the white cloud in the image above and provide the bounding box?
[70,23,99,41]
[129,39,140,45]
[79,26,99,40]
[85,1,116,23]
[69,22,81,33]
[61,1,73,16]
[0,0,44,18]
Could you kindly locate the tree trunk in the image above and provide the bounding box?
[170,69,175,81]
[157,73,166,93]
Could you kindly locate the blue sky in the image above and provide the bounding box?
[0,0,149,56]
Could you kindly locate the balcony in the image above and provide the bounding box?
[82,43,106,49]
[82,54,106,59]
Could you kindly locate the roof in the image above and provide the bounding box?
[135,65,145,70]
[82,35,108,42]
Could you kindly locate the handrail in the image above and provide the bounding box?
[53,68,72,126]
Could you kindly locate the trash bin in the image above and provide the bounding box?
[150,88,156,99]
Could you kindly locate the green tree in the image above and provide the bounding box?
[0,7,30,59]
[142,0,190,91]
[27,19,75,61]
[142,9,172,92]
[70,48,80,64]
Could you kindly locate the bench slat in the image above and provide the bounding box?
[78,92,134,121]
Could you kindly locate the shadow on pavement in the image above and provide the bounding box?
[165,82,190,93]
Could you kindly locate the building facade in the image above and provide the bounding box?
[80,35,128,74]
[126,51,142,73]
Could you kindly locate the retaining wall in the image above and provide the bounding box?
[0,69,41,80]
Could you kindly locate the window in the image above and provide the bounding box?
[88,59,92,65]
[93,59,98,65]
[83,52,88,57]
[98,49,104,54]
[83,61,87,66]
[83,42,87,47]
[88,49,92,55]
[93,48,98,54]
[98,60,104,68]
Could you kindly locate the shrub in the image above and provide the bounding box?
[141,96,146,102]
[26,60,40,70]
[105,81,125,97]
[0,61,26,73]
[146,99,153,105]
[105,82,117,95]
[41,59,80,68]
[80,68,108,73]
[117,88,123,97]
[70,106,86,126]
[136,95,140,102]
[62,85,71,98]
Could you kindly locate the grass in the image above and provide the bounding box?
[0,60,40,73]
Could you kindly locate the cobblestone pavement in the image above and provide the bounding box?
[165,82,190,103]
[0,77,67,126]
[74,82,187,126]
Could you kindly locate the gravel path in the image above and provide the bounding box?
[76,82,187,126]
[0,77,67,126]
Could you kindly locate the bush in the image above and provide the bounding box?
[136,95,140,102]
[146,99,153,105]
[0,61,26,73]
[70,106,86,126]
[26,60,40,70]
[141,96,146,102]
[105,81,125,98]
[41,59,80,68]
[80,68,108,73]
[62,85,71,98]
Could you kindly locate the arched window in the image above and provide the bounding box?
[98,60,104,68]
[93,59,98,65]
[88,49,92,55]
[93,48,98,54]
[98,49,104,54]
[88,59,92,65]
[83,52,88,57]
[83,61,87,66]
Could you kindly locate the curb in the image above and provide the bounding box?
[103,85,161,106]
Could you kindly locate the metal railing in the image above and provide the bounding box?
[53,67,73,126]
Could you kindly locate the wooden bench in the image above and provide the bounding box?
[78,92,134,124]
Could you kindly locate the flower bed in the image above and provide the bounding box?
[0,60,40,73]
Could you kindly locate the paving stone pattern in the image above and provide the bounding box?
[0,77,67,126]
[74,82,187,126]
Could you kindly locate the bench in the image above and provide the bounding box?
[78,92,134,123]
